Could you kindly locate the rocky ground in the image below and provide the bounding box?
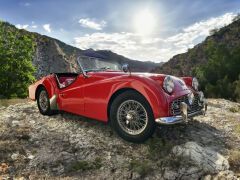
[0,99,240,179]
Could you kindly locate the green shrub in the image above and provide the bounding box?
[129,159,153,177]
[0,21,36,98]
[69,157,102,172]
[193,40,240,102]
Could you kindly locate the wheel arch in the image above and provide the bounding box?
[35,82,58,111]
[107,88,153,122]
[106,77,169,122]
[35,78,55,100]
[35,84,46,99]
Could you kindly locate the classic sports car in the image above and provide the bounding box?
[29,57,207,142]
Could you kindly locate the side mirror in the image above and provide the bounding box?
[122,64,130,73]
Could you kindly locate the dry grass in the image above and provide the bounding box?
[229,107,240,113]
[0,99,29,107]
[129,159,153,177]
[0,121,30,168]
[234,124,240,135]
[146,137,174,160]
[69,157,102,172]
[229,149,240,173]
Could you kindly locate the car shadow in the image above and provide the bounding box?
[58,110,108,126]
[155,119,231,154]
[31,111,233,177]
[53,110,116,137]
[52,111,230,153]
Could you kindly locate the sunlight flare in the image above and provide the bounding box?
[133,9,156,35]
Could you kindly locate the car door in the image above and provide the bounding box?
[58,74,85,115]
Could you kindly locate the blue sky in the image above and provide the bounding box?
[0,0,239,62]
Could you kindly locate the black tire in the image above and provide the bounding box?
[37,87,54,116]
[110,90,156,143]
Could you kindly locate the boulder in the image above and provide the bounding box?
[172,141,229,174]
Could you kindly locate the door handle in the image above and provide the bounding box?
[59,93,65,97]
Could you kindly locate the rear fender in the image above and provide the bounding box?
[34,76,58,110]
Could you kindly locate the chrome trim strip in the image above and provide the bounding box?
[156,94,207,125]
[155,110,204,125]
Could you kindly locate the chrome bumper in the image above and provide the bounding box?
[155,99,207,125]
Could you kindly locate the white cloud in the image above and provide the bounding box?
[16,23,38,30]
[43,24,51,33]
[166,12,236,51]
[74,12,237,62]
[16,24,29,29]
[78,18,106,30]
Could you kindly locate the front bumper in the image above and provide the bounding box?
[155,99,207,125]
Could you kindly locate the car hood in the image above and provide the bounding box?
[133,72,189,93]
[88,71,189,93]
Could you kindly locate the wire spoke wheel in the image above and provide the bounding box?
[117,100,148,135]
[39,90,48,112]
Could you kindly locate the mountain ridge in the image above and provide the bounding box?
[152,16,240,76]
[0,21,161,79]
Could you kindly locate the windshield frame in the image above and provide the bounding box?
[77,56,122,77]
[77,57,88,77]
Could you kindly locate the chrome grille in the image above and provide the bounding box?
[170,94,202,116]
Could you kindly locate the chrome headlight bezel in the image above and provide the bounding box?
[198,91,204,102]
[163,76,175,94]
[188,92,195,105]
[192,77,199,90]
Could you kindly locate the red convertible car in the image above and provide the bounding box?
[29,57,207,142]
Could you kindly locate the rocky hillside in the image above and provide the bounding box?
[33,32,161,79]
[0,21,160,79]
[153,16,240,76]
[0,99,240,179]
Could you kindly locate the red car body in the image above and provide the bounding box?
[29,71,205,123]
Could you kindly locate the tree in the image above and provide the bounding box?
[0,21,36,98]
[193,39,240,102]
[234,75,240,102]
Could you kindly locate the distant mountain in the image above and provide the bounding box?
[0,21,160,79]
[82,49,163,72]
[152,16,240,76]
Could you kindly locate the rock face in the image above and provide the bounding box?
[33,36,162,79]
[172,142,229,173]
[33,36,81,78]
[0,21,161,79]
[0,99,240,179]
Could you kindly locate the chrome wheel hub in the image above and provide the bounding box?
[126,113,133,121]
[39,90,48,111]
[117,100,148,135]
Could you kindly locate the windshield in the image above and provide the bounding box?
[77,56,121,72]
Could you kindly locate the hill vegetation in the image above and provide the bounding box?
[0,21,36,98]
[153,15,240,102]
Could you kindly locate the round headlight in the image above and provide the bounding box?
[163,76,175,93]
[192,77,199,90]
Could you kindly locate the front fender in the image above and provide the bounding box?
[110,76,168,119]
